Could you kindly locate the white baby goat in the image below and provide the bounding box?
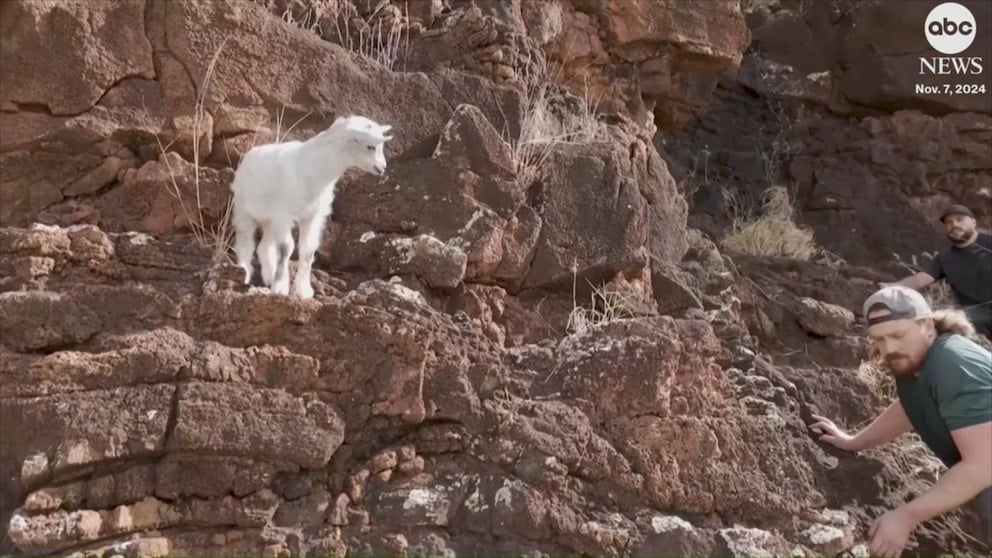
[229,114,393,299]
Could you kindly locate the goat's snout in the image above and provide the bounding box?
[373,164,386,175]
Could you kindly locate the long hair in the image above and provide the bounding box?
[930,308,976,337]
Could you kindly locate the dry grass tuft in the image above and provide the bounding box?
[924,279,955,311]
[155,39,233,265]
[253,0,411,71]
[331,3,410,71]
[565,267,647,336]
[277,3,324,34]
[721,186,818,260]
[721,186,844,266]
[511,66,606,188]
[855,348,895,401]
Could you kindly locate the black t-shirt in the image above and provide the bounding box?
[928,232,992,309]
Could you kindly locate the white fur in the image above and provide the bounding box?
[229,114,393,298]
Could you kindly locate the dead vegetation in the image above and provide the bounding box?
[330,2,411,72]
[855,347,895,401]
[257,0,411,72]
[721,186,817,260]
[565,265,650,335]
[155,39,233,265]
[708,97,849,265]
[719,186,846,266]
[511,65,606,189]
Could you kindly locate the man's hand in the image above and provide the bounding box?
[868,507,918,558]
[877,272,937,291]
[809,414,859,451]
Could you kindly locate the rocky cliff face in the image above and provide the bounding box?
[1,0,989,557]
[662,0,992,267]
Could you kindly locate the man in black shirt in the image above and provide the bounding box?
[883,204,992,340]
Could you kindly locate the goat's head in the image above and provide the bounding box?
[334,115,394,176]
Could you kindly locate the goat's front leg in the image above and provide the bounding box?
[293,211,327,300]
[231,203,257,285]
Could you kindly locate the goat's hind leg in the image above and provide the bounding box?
[293,210,327,300]
[231,202,258,285]
[261,219,294,296]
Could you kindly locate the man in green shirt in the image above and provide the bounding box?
[809,285,992,557]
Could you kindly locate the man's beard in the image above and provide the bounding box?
[948,227,973,245]
[884,353,924,376]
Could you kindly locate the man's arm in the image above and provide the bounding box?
[882,271,937,291]
[882,252,945,290]
[850,400,914,451]
[901,421,992,523]
[905,342,992,523]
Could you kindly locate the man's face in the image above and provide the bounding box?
[942,213,976,244]
[866,310,934,376]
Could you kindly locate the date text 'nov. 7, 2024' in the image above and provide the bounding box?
[915,83,988,95]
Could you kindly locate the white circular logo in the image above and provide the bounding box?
[925,2,977,55]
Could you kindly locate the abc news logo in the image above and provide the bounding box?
[920,2,983,75]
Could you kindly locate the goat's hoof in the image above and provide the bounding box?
[294,285,314,300]
[271,282,290,296]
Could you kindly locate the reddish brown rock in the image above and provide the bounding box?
[526,0,750,128]
[523,142,651,289]
[0,0,155,115]
[663,88,992,268]
[1,223,986,556]
[1,1,989,557]
[794,297,856,338]
[170,382,344,469]
[94,153,234,236]
[745,0,992,116]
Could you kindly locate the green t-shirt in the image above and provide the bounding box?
[896,333,992,467]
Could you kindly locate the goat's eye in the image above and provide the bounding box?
[366,145,375,151]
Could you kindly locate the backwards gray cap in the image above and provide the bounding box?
[862,285,932,326]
